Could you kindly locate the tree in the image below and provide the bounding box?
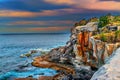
[98,16,109,28]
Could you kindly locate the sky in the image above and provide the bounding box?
[0,0,120,33]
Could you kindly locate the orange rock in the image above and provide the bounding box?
[77,45,82,56]
[32,55,75,74]
[39,76,53,80]
[106,44,114,56]
[77,31,92,64]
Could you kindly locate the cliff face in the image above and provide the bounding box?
[91,48,120,80]
[71,22,120,68]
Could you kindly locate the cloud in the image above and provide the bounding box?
[44,0,120,11]
[44,0,75,5]
[28,26,70,32]
[7,20,74,26]
[83,0,120,11]
[0,10,58,17]
[0,8,81,17]
[0,0,120,18]
[2,0,119,18]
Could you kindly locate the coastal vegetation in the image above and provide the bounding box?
[98,14,120,28]
[94,30,120,43]
[74,17,98,27]
[74,19,87,26]
[75,14,120,29]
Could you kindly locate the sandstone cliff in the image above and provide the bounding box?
[71,22,120,69]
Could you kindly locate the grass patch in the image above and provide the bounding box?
[94,30,120,43]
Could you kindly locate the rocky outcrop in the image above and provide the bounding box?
[91,48,120,80]
[32,54,75,74]
[71,22,120,69]
[31,22,120,80]
[72,22,99,68]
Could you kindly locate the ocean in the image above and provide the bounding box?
[0,33,70,79]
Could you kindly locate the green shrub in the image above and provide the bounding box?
[115,30,120,41]
[74,19,87,27]
[100,33,107,42]
[98,16,109,28]
[88,17,98,22]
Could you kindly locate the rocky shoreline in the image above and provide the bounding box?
[17,15,120,80]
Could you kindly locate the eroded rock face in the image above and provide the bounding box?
[32,55,75,74]
[73,22,120,68]
[91,48,120,80]
[75,32,120,68]
[76,31,92,65]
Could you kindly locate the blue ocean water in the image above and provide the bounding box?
[0,33,70,79]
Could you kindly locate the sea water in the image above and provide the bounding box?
[0,33,70,79]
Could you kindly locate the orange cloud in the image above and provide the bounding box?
[28,26,71,32]
[8,20,74,25]
[1,0,119,18]
[44,0,120,11]
[0,10,58,17]
[0,8,80,17]
[45,0,75,5]
[84,1,120,11]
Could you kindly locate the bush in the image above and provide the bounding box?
[98,16,109,28]
[74,19,87,27]
[88,17,98,22]
[79,19,87,26]
[100,33,107,42]
[115,30,120,42]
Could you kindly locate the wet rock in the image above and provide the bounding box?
[48,49,61,62]
[15,76,37,80]
[30,50,38,54]
[39,76,53,80]
[64,46,73,55]
[66,41,72,47]
[59,69,95,80]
